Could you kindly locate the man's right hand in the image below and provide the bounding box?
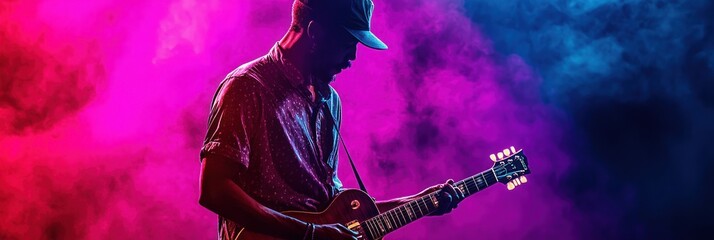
[314,223,360,240]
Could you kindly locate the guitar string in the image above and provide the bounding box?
[363,170,500,237]
[364,165,503,225]
[364,185,486,238]
[364,160,527,237]
[362,156,521,219]
[361,162,525,238]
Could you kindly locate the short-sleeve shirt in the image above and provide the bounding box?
[200,43,344,239]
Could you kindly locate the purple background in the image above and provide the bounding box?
[2,0,712,239]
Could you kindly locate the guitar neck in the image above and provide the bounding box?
[362,169,499,239]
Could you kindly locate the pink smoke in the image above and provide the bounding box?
[1,0,579,239]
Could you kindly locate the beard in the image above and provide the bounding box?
[310,52,338,85]
[313,69,336,83]
[306,72,334,101]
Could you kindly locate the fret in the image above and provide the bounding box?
[385,212,397,232]
[429,195,437,211]
[405,204,414,220]
[460,182,470,195]
[398,206,407,224]
[365,220,377,239]
[392,209,403,227]
[471,175,480,191]
[381,215,389,231]
[382,215,392,231]
[429,194,439,212]
[399,207,412,223]
[376,217,385,234]
[387,210,397,229]
[372,219,381,239]
[420,196,431,215]
[489,170,497,185]
[394,208,402,225]
[429,194,438,208]
[412,201,423,217]
[370,219,380,237]
[385,211,394,230]
[427,195,437,212]
[483,171,490,187]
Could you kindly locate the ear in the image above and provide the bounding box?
[306,20,323,41]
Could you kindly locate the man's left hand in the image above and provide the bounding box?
[420,179,465,216]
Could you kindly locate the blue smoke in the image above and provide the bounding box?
[462,0,714,239]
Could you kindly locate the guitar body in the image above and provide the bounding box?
[235,189,382,240]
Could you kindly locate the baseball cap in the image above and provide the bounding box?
[296,0,388,50]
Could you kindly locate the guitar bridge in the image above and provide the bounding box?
[346,220,368,239]
[347,220,361,231]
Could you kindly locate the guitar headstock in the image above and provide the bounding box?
[489,146,531,190]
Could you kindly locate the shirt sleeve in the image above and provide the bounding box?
[200,76,263,170]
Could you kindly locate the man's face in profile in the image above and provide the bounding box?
[311,23,359,83]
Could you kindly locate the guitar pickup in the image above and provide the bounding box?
[347,220,361,231]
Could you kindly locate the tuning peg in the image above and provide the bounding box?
[497,152,504,160]
[510,146,516,153]
[507,181,515,190]
[519,176,528,183]
[489,154,497,162]
[503,148,511,156]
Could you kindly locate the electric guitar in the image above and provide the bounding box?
[236,146,531,240]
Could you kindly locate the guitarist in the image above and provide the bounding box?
[198,0,465,239]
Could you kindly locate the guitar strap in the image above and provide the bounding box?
[320,100,369,194]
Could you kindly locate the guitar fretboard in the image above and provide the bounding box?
[361,169,498,239]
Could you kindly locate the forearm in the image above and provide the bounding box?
[199,158,307,238]
[201,180,307,238]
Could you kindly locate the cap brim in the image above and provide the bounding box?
[345,28,388,50]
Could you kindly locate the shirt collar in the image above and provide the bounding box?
[268,42,332,103]
[268,42,307,89]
